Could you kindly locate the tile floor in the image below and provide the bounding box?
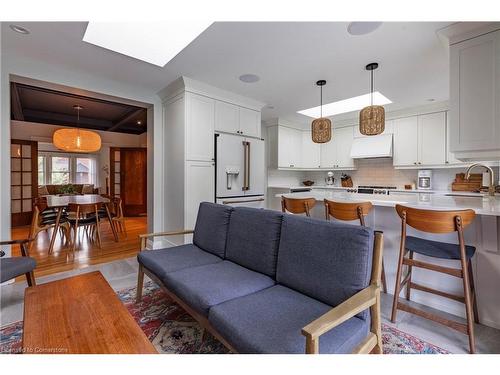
[1,257,500,354]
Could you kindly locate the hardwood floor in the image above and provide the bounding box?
[10,217,147,279]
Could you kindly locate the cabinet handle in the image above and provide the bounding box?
[414,162,417,165]
[445,161,449,164]
[418,162,422,165]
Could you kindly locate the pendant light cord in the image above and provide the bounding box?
[370,69,374,106]
[320,85,323,118]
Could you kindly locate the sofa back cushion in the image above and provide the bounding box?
[193,202,233,258]
[225,207,283,277]
[276,214,374,314]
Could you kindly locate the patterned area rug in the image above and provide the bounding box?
[0,282,449,354]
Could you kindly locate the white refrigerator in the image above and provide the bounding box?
[215,133,266,208]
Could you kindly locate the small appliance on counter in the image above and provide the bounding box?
[302,180,315,187]
[341,173,353,187]
[417,170,432,190]
[325,171,335,185]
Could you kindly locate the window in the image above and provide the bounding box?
[38,152,98,186]
[38,156,46,185]
[51,156,70,185]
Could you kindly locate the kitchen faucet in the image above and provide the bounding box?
[465,163,496,196]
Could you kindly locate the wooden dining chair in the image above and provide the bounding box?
[281,196,316,217]
[67,202,103,254]
[28,197,71,252]
[324,199,387,294]
[111,197,127,236]
[392,204,478,353]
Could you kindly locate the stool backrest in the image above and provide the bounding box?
[395,204,476,233]
[281,196,316,217]
[324,200,373,226]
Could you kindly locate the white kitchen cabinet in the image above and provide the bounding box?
[300,130,321,168]
[335,126,355,169]
[215,102,261,138]
[239,107,261,138]
[319,126,354,169]
[185,160,215,230]
[186,93,215,161]
[418,112,446,165]
[393,116,419,166]
[445,111,463,165]
[278,126,302,168]
[215,101,239,134]
[450,29,500,159]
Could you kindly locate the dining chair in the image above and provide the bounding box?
[281,196,316,217]
[392,204,478,353]
[111,197,127,236]
[0,239,36,286]
[67,202,103,254]
[28,197,71,252]
[324,199,387,294]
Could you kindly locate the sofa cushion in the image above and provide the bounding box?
[209,285,369,353]
[193,202,233,258]
[225,207,283,277]
[276,215,374,318]
[0,257,37,283]
[137,244,222,280]
[162,260,275,316]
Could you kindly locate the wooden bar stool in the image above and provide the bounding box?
[392,204,478,353]
[281,196,316,217]
[324,199,387,294]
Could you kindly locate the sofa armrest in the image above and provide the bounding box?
[301,284,379,354]
[0,239,33,257]
[138,230,194,251]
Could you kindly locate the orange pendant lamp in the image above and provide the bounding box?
[359,62,385,136]
[311,80,332,144]
[53,105,101,153]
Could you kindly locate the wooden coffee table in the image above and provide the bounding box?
[23,271,157,354]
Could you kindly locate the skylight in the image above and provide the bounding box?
[297,92,392,118]
[83,21,212,67]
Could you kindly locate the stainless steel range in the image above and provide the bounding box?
[346,185,397,195]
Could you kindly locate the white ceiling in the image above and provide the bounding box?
[2,21,452,124]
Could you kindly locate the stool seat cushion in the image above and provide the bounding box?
[405,236,475,260]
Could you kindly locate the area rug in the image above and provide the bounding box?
[0,282,449,354]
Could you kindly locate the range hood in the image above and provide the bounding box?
[350,134,393,159]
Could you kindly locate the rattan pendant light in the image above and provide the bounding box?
[53,105,102,153]
[311,80,332,143]
[359,62,385,136]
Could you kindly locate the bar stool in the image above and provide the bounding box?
[281,196,316,217]
[324,199,387,294]
[392,204,478,353]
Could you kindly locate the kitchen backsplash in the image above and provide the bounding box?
[268,159,499,190]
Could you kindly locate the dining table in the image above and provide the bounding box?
[45,194,119,254]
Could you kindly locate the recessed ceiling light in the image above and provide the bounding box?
[137,120,142,125]
[266,105,275,110]
[347,22,382,36]
[9,24,30,35]
[297,92,392,118]
[83,21,212,67]
[239,74,260,83]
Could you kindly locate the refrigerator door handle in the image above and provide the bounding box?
[242,141,250,191]
[221,197,264,205]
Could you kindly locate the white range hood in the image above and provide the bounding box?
[350,134,393,159]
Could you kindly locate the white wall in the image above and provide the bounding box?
[11,120,147,191]
[0,49,166,255]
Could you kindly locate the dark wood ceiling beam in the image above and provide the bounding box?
[10,83,25,121]
[22,109,113,128]
[109,108,145,132]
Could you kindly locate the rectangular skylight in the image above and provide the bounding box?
[83,21,212,67]
[297,92,392,118]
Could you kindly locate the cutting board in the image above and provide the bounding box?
[451,173,483,192]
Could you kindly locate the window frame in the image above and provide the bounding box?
[38,152,98,186]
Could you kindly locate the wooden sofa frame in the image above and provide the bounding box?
[136,230,384,354]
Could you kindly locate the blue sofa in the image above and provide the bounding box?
[136,202,384,354]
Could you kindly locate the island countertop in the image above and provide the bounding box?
[277,190,500,216]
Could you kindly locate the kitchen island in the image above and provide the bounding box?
[276,190,500,330]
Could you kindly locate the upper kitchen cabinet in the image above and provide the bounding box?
[449,28,500,160]
[300,130,321,168]
[321,126,355,169]
[239,107,261,138]
[215,101,261,138]
[186,92,215,162]
[277,126,302,168]
[393,116,419,166]
[418,112,446,166]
